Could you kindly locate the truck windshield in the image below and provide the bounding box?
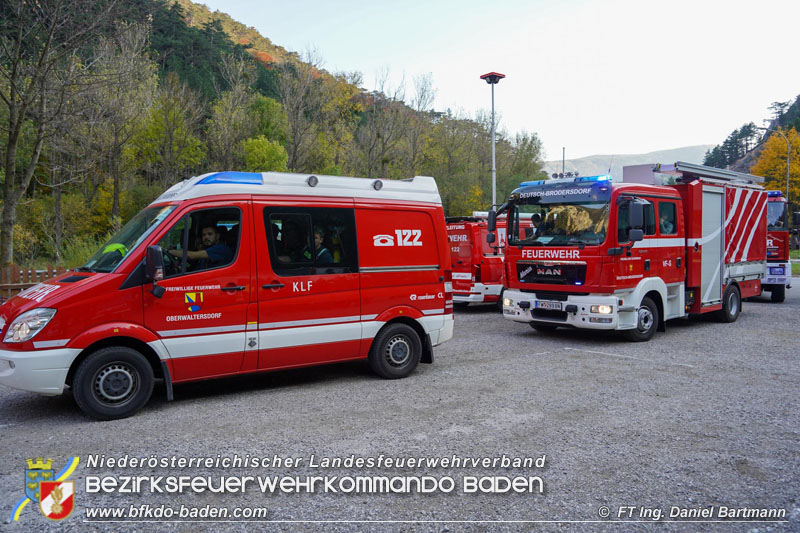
[510,202,610,246]
[79,205,176,273]
[767,202,787,230]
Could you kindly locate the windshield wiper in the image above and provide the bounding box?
[73,266,96,272]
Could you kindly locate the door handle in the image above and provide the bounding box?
[221,285,246,292]
[261,283,285,289]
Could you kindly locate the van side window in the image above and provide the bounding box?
[264,207,358,276]
[617,201,655,243]
[156,207,240,277]
[658,202,677,235]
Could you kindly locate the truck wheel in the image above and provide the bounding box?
[718,284,741,322]
[624,297,658,342]
[530,321,558,333]
[368,323,422,379]
[73,347,154,420]
[771,284,786,303]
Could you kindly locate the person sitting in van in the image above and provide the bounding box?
[169,224,233,270]
[314,226,334,263]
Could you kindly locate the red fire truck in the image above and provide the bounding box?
[0,172,454,419]
[447,213,534,308]
[489,162,768,341]
[763,191,790,302]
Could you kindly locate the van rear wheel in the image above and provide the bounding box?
[369,323,422,379]
[73,347,154,420]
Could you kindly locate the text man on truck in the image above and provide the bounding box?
[488,162,769,341]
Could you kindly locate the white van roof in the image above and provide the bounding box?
[151,172,442,205]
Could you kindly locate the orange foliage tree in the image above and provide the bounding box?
[750,127,800,203]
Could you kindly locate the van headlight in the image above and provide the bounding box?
[590,305,613,315]
[4,308,57,343]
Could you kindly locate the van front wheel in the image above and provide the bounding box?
[73,347,154,420]
[369,323,422,379]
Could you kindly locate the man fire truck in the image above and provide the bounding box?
[488,162,768,341]
[763,191,791,302]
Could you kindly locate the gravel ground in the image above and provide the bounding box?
[1,282,799,533]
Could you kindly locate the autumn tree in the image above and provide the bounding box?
[128,73,204,187]
[277,50,326,172]
[0,0,122,264]
[206,54,256,170]
[750,127,800,203]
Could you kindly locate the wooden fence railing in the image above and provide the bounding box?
[0,264,68,303]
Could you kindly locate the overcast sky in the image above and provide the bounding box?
[195,0,799,160]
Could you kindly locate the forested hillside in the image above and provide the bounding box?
[703,96,800,203]
[0,0,547,266]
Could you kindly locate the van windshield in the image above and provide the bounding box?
[78,205,176,273]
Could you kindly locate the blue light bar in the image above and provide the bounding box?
[520,180,548,187]
[767,191,783,197]
[198,172,263,185]
[574,175,611,183]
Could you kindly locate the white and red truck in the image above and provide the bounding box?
[446,212,533,308]
[0,171,454,419]
[489,162,768,341]
[762,191,791,302]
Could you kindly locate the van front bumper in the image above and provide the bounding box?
[0,347,80,395]
[501,289,620,330]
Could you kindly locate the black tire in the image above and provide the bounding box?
[718,284,741,322]
[73,346,154,420]
[368,323,422,379]
[530,321,558,333]
[496,289,505,312]
[624,296,659,342]
[771,284,786,303]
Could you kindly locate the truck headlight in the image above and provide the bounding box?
[3,308,57,343]
[503,297,513,307]
[591,305,613,314]
[769,267,785,275]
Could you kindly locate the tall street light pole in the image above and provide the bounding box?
[758,126,797,203]
[480,72,505,207]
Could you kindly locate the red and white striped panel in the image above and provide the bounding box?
[724,187,767,264]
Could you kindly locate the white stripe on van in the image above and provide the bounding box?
[361,265,439,273]
[259,315,362,330]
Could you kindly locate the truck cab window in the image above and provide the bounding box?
[618,201,655,243]
[157,207,241,277]
[658,202,677,235]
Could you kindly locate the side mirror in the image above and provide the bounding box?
[488,210,497,232]
[628,201,644,229]
[145,245,166,298]
[793,211,800,226]
[628,228,644,242]
[486,232,496,244]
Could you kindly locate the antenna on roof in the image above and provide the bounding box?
[607,155,614,175]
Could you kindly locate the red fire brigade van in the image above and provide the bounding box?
[763,191,790,302]
[0,172,454,419]
[447,213,533,307]
[490,162,767,341]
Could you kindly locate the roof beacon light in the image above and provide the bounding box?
[767,191,783,197]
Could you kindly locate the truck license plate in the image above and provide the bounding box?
[535,300,562,310]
